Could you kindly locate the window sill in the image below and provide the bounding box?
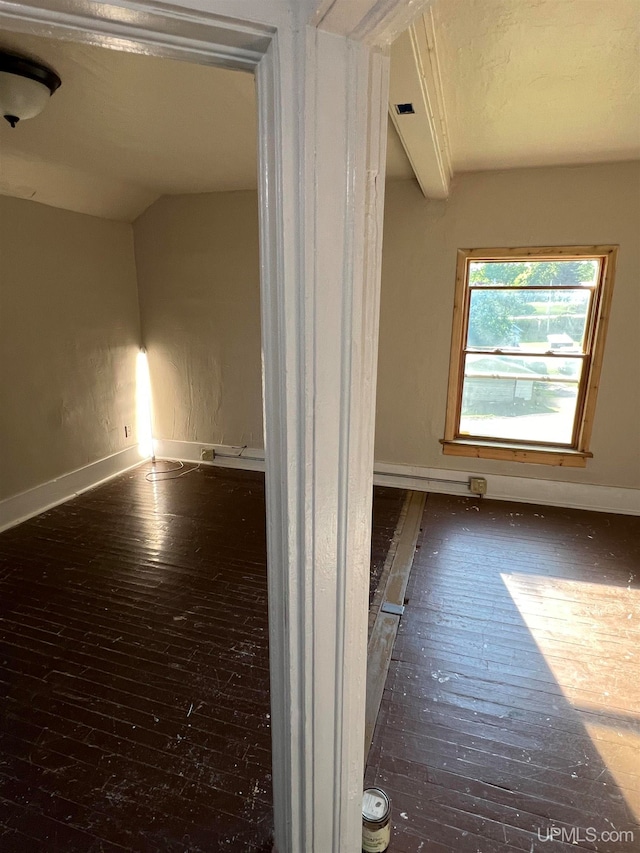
[441,439,592,467]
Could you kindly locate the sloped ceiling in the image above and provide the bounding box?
[0,32,413,221]
[0,34,259,220]
[1,0,638,219]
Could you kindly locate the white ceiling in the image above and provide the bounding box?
[0,32,413,220]
[0,33,259,220]
[0,0,638,220]
[431,0,640,172]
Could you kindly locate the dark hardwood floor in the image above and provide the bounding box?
[0,462,405,852]
[365,494,640,853]
[0,464,273,852]
[3,468,638,852]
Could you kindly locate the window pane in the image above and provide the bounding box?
[459,354,583,445]
[469,259,599,288]
[466,288,590,351]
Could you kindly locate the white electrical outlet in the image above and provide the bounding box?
[469,477,487,495]
[201,448,215,462]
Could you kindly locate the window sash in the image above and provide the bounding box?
[457,351,585,448]
[443,246,617,462]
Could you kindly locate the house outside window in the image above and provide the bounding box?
[442,246,618,467]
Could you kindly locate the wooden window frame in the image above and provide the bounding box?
[442,245,618,466]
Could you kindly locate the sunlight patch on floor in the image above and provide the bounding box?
[501,571,639,820]
[579,717,640,818]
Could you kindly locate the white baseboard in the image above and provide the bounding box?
[15,438,629,522]
[0,446,147,533]
[154,439,266,472]
[373,461,640,516]
[373,462,471,496]
[156,442,639,515]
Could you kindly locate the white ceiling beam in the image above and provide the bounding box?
[313,0,432,44]
[388,8,452,198]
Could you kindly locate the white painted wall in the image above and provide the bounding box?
[133,191,263,447]
[0,195,141,501]
[377,162,640,489]
[132,161,639,493]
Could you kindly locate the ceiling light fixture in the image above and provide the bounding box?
[0,49,61,128]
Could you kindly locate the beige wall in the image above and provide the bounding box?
[131,163,639,491]
[0,196,140,501]
[133,191,263,448]
[6,164,634,507]
[377,162,640,488]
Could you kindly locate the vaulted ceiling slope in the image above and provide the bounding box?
[0,32,412,221]
[0,0,638,220]
[0,34,260,220]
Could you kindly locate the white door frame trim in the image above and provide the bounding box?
[0,2,425,849]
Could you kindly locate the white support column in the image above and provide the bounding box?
[0,2,421,850]
[257,24,391,853]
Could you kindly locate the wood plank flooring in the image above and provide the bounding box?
[0,463,405,852]
[365,494,640,853]
[0,464,273,852]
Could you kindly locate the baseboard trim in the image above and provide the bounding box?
[149,440,640,516]
[373,463,471,496]
[4,439,633,535]
[0,446,146,533]
[374,461,640,516]
[154,439,266,472]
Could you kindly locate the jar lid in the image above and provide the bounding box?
[362,788,390,825]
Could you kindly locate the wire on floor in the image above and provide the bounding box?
[145,460,201,482]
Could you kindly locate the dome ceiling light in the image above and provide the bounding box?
[0,49,61,128]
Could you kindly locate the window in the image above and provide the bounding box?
[442,246,617,466]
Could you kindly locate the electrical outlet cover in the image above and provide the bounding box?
[469,477,487,495]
